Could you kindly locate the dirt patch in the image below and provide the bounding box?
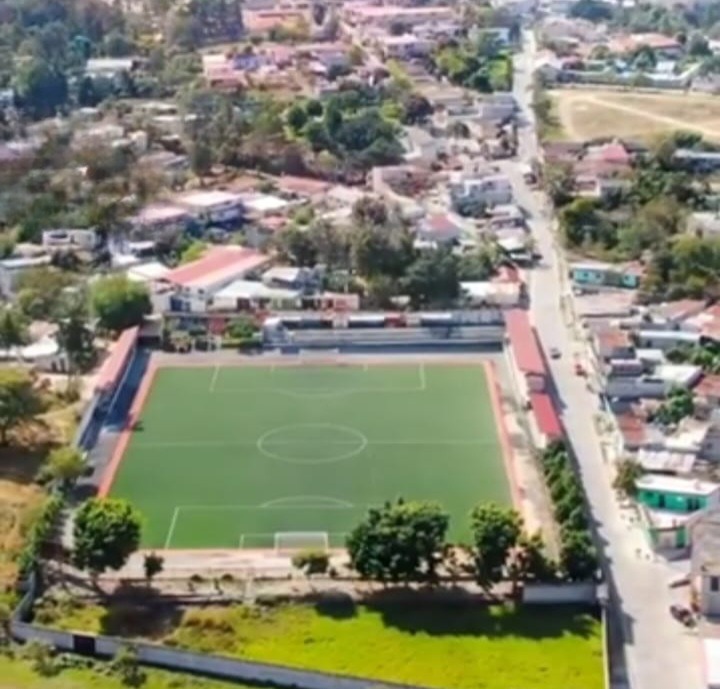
[552,88,720,142]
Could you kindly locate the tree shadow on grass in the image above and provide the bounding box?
[309,591,357,620]
[361,588,599,640]
[99,600,184,640]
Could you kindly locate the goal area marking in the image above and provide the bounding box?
[208,362,427,396]
[274,531,329,553]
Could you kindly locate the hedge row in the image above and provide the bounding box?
[17,495,65,578]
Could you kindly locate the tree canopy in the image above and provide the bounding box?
[91,276,151,334]
[346,498,449,583]
[0,368,43,444]
[468,503,522,591]
[72,498,142,577]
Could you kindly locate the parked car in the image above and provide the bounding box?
[550,347,561,359]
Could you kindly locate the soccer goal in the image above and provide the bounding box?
[274,531,329,554]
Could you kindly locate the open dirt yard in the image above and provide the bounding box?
[551,88,720,142]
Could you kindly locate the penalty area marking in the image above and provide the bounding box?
[209,364,221,392]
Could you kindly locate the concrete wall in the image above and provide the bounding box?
[11,619,429,689]
[522,583,598,604]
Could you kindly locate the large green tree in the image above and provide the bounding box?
[72,498,142,578]
[0,307,28,354]
[346,498,449,583]
[401,249,460,308]
[469,503,522,591]
[55,295,96,376]
[91,276,151,334]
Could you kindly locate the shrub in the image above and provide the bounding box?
[22,639,58,676]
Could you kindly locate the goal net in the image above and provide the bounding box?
[274,532,329,554]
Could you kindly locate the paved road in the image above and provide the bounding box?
[506,31,705,689]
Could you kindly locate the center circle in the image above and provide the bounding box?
[257,423,368,464]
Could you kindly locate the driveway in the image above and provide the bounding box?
[505,31,705,689]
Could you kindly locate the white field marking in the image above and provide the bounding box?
[238,534,245,549]
[133,439,495,449]
[209,364,221,392]
[164,507,180,549]
[418,363,427,391]
[260,496,355,509]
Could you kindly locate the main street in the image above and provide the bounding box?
[503,29,705,689]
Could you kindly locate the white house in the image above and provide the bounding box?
[42,229,99,251]
[174,190,245,225]
[0,255,52,297]
[159,246,272,313]
[449,171,513,207]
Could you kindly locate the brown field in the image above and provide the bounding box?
[551,88,720,142]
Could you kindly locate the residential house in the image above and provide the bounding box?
[402,127,444,166]
[375,34,434,60]
[604,362,702,399]
[639,475,720,551]
[606,33,683,59]
[129,203,192,238]
[416,214,463,245]
[174,190,245,226]
[594,327,635,361]
[85,57,143,78]
[343,5,455,30]
[42,229,99,252]
[696,375,720,409]
[476,93,516,122]
[687,211,720,238]
[0,255,52,297]
[569,261,644,290]
[295,43,349,70]
[449,170,513,207]
[691,508,720,615]
[674,149,720,173]
[243,9,307,35]
[160,246,272,313]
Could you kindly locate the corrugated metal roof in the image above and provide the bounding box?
[529,392,563,440]
[505,309,545,376]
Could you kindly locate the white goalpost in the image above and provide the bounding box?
[274,531,330,554]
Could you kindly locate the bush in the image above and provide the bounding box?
[292,549,330,576]
[539,443,598,581]
[110,644,146,687]
[17,495,64,578]
[22,639,58,676]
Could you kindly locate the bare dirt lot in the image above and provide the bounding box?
[551,88,720,142]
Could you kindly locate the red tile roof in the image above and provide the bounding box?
[529,392,563,440]
[505,309,545,376]
[163,246,269,289]
[695,374,720,400]
[616,411,647,448]
[275,175,332,196]
[95,326,139,394]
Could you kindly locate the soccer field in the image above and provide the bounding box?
[107,361,511,550]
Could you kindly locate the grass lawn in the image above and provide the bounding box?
[38,599,603,689]
[0,654,258,689]
[110,363,509,549]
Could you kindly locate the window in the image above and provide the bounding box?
[711,576,719,593]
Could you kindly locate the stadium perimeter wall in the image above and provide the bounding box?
[11,576,601,689]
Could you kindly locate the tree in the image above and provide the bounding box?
[468,503,522,591]
[72,498,142,578]
[179,240,208,264]
[16,268,76,320]
[401,249,460,308]
[55,295,96,376]
[91,276,151,334]
[143,552,164,585]
[0,307,28,355]
[0,368,42,444]
[274,226,318,267]
[306,99,323,117]
[559,198,614,249]
[110,644,145,687]
[12,59,69,119]
[515,532,557,583]
[613,459,643,499]
[350,224,415,280]
[38,447,85,492]
[569,0,613,21]
[688,32,711,57]
[292,549,329,577]
[226,315,257,342]
[544,162,575,206]
[559,531,598,582]
[652,386,694,425]
[287,104,308,133]
[346,498,449,583]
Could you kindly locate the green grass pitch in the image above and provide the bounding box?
[109,362,511,549]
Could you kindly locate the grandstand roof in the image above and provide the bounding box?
[95,326,139,394]
[529,392,563,440]
[163,247,270,291]
[505,309,545,376]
